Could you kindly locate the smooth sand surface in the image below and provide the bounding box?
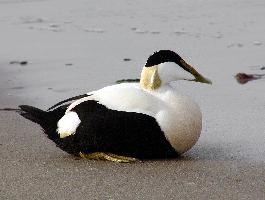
[1,0,265,199]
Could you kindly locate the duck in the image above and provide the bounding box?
[19,50,211,162]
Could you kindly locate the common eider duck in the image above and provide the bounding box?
[19,50,211,162]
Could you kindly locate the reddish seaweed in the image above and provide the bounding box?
[235,73,265,84]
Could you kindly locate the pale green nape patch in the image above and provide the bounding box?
[140,65,162,90]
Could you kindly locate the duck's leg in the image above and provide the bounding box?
[79,152,138,163]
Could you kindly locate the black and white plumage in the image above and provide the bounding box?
[19,50,211,161]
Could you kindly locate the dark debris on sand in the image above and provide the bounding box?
[235,73,265,84]
[9,61,28,65]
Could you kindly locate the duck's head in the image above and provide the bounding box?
[140,50,212,90]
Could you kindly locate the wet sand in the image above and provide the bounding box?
[1,0,265,199]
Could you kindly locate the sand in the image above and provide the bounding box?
[1,0,265,199]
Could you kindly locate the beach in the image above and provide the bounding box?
[1,0,265,199]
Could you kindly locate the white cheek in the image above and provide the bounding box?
[57,111,81,138]
[158,62,194,83]
[174,65,194,80]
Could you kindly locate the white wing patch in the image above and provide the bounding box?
[57,111,81,138]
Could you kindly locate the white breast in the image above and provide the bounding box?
[154,90,202,153]
[66,83,202,153]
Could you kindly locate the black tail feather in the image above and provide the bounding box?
[19,104,80,155]
[19,105,47,126]
[18,105,65,137]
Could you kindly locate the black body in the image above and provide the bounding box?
[19,101,179,159]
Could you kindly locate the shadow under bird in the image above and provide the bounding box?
[19,50,211,162]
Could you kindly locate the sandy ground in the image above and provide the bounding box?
[1,0,265,199]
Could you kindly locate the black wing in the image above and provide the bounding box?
[47,93,91,111]
[71,100,179,159]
